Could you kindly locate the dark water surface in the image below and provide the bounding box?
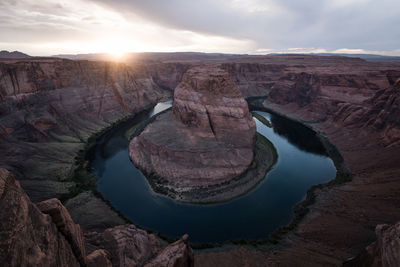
[89,101,336,243]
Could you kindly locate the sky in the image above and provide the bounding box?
[0,0,399,56]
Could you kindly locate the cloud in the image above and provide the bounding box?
[91,0,400,51]
[0,0,399,55]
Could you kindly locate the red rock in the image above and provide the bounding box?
[0,58,170,201]
[87,249,112,267]
[344,221,400,267]
[130,66,256,194]
[84,224,161,267]
[0,168,80,266]
[145,234,194,267]
[36,198,86,266]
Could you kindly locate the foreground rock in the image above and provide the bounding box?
[36,198,87,266]
[145,235,194,267]
[130,66,259,201]
[85,225,193,267]
[0,168,81,266]
[344,221,400,266]
[0,168,194,266]
[84,224,161,266]
[65,191,126,232]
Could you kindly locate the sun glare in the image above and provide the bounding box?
[108,51,126,60]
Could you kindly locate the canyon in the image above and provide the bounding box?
[129,66,271,202]
[0,54,400,266]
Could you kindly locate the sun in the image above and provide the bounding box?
[99,40,130,61]
[108,51,126,61]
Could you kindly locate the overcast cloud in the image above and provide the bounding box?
[0,0,399,56]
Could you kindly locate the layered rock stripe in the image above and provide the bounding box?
[130,66,256,188]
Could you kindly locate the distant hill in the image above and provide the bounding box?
[284,52,400,61]
[52,52,252,62]
[54,51,400,63]
[0,50,31,59]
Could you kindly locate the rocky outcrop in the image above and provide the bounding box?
[85,225,194,267]
[87,249,112,267]
[129,66,256,200]
[0,168,80,266]
[145,235,194,267]
[85,224,161,266]
[64,191,126,232]
[0,167,194,267]
[376,223,400,267]
[172,66,256,148]
[364,78,400,146]
[36,198,86,266]
[344,221,400,267]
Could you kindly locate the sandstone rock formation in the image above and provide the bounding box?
[0,168,81,266]
[344,221,400,266]
[64,190,126,232]
[2,54,400,266]
[84,224,161,266]
[85,225,193,267]
[196,55,400,266]
[0,167,194,267]
[130,66,256,199]
[36,198,87,266]
[364,78,400,146]
[145,234,194,267]
[86,249,112,267]
[0,58,169,202]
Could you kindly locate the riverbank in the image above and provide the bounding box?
[87,99,338,247]
[195,97,400,266]
[136,131,278,204]
[69,97,340,245]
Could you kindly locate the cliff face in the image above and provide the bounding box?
[222,56,399,146]
[364,78,400,146]
[1,55,400,266]
[196,56,400,266]
[0,168,82,266]
[0,168,194,267]
[173,66,256,147]
[130,66,256,197]
[0,58,170,201]
[0,59,169,143]
[344,221,400,267]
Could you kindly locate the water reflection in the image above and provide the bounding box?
[89,104,336,243]
[269,113,327,156]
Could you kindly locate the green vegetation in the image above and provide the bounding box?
[60,103,157,202]
[208,96,354,250]
[63,95,352,250]
[252,111,272,128]
[124,122,142,140]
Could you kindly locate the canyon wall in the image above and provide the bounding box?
[196,56,400,265]
[221,55,400,146]
[1,55,400,266]
[0,168,194,267]
[0,58,174,202]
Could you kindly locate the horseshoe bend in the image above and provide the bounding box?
[0,53,400,266]
[129,66,279,203]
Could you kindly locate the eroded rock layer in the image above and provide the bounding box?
[0,58,172,202]
[130,66,256,193]
[0,168,194,267]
